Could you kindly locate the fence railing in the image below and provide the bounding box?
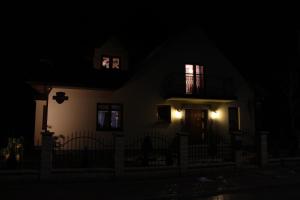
[125,131,178,167]
[1,130,270,178]
[188,133,233,164]
[52,131,114,169]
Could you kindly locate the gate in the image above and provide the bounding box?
[125,132,178,167]
[52,132,114,168]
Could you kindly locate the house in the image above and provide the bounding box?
[32,27,255,147]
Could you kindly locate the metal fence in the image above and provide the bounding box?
[188,133,233,164]
[52,131,114,169]
[125,131,178,167]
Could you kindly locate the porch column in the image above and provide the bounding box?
[114,132,124,177]
[40,130,54,179]
[258,131,269,167]
[177,132,188,175]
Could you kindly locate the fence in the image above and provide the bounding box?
[125,131,178,167]
[52,131,114,169]
[1,130,270,179]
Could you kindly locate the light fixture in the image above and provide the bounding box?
[211,110,220,120]
[174,109,183,119]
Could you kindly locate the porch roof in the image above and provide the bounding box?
[166,97,236,104]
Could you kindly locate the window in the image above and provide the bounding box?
[101,56,120,69]
[97,104,122,130]
[228,107,240,131]
[157,105,171,123]
[185,64,204,94]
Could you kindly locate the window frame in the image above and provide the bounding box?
[96,103,123,131]
[185,64,205,95]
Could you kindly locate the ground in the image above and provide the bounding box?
[1,165,300,199]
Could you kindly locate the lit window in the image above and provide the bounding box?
[185,64,204,94]
[101,57,110,69]
[112,58,120,69]
[97,104,122,130]
[101,56,121,69]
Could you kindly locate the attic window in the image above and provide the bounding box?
[101,56,120,69]
[102,57,110,69]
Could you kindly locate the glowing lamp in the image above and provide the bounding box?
[211,111,220,120]
[174,109,183,119]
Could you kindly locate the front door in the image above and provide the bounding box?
[185,109,208,144]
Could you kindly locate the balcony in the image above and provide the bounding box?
[161,72,237,102]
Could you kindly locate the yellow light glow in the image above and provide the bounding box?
[174,110,183,119]
[211,111,220,120]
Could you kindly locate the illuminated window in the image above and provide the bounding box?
[112,58,120,69]
[185,64,204,94]
[97,104,122,130]
[101,56,121,69]
[101,57,110,69]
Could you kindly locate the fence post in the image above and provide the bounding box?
[114,132,124,177]
[40,130,54,180]
[258,131,269,167]
[177,132,188,175]
[231,131,243,166]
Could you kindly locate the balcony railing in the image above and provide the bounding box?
[161,73,236,100]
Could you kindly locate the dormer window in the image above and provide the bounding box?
[112,58,120,69]
[185,64,204,94]
[102,57,110,69]
[101,56,120,69]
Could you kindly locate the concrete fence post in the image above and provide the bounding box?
[114,132,124,177]
[177,132,188,175]
[40,130,54,179]
[258,131,269,167]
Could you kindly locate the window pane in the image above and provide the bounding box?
[185,64,194,94]
[196,65,200,75]
[98,111,110,128]
[111,110,120,128]
[186,73,194,94]
[185,64,193,74]
[229,107,239,131]
[157,105,171,123]
[102,57,110,69]
[200,66,204,74]
[112,58,120,69]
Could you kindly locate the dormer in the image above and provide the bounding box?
[93,37,128,71]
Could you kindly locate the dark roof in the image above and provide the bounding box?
[31,59,130,89]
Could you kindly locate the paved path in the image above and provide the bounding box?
[1,166,300,199]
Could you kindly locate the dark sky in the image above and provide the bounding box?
[38,5,299,72]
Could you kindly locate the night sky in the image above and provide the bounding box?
[2,5,300,147]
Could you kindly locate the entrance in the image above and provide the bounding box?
[185,109,208,144]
